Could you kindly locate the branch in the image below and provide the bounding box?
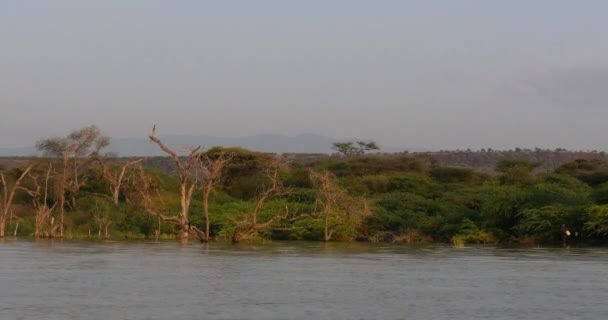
[149,130,185,172]
[2,165,33,215]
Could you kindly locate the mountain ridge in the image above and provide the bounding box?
[0,133,407,156]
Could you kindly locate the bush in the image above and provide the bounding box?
[451,218,498,247]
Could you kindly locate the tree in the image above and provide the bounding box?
[584,205,608,237]
[479,184,529,233]
[555,159,608,186]
[148,126,201,240]
[131,163,168,240]
[91,155,143,205]
[515,206,572,243]
[0,166,32,238]
[197,152,233,242]
[36,125,110,237]
[19,163,58,238]
[496,160,540,173]
[92,197,113,239]
[332,141,379,157]
[309,170,371,241]
[232,161,313,242]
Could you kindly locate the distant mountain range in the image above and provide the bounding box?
[0,134,407,156]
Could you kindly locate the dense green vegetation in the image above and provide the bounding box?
[1,127,608,246]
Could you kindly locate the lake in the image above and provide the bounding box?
[0,240,607,320]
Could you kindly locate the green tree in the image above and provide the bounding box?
[515,206,575,242]
[584,205,608,237]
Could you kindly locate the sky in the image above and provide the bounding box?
[1,1,608,150]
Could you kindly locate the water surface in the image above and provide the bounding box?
[1,241,606,320]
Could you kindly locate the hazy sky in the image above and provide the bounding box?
[1,1,608,150]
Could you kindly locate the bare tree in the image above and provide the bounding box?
[36,125,110,237]
[131,164,166,240]
[232,162,313,242]
[195,152,233,242]
[148,126,201,240]
[91,155,143,205]
[19,163,58,238]
[0,166,32,238]
[93,202,112,239]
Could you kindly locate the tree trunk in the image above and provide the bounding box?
[59,195,65,238]
[203,189,211,242]
[155,216,161,240]
[0,218,5,238]
[59,157,68,238]
[179,183,189,240]
[34,224,40,239]
[232,226,240,244]
[179,206,189,240]
[324,210,330,241]
[34,214,41,239]
[113,189,120,206]
[13,222,19,237]
[104,222,111,239]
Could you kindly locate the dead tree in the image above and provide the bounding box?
[192,152,233,242]
[132,164,164,239]
[132,163,190,240]
[19,163,58,238]
[148,126,201,240]
[93,205,112,239]
[92,155,143,205]
[0,166,32,238]
[231,162,313,243]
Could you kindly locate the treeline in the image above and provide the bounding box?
[422,149,608,173]
[1,125,608,246]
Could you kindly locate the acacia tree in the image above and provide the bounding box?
[148,126,201,240]
[36,125,109,237]
[0,166,32,238]
[331,141,379,157]
[20,163,58,238]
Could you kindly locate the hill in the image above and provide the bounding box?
[0,134,406,157]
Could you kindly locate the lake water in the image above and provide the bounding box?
[0,241,607,320]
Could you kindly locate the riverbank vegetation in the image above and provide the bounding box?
[2,125,608,246]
